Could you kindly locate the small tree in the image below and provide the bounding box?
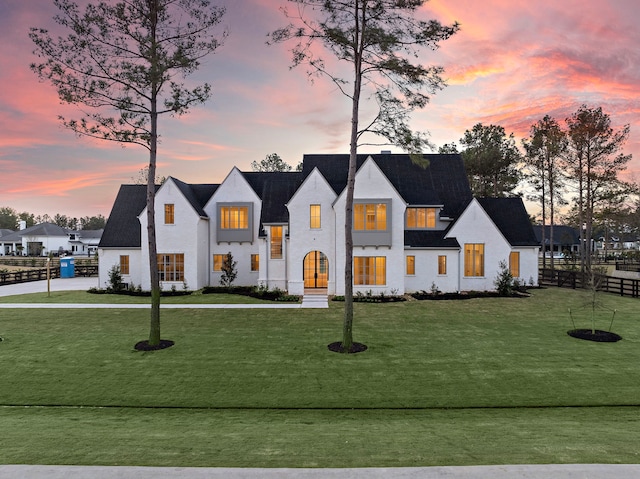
[494,260,514,297]
[219,252,237,287]
[107,264,125,292]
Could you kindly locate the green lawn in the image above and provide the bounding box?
[0,287,639,467]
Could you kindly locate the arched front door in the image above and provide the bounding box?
[303,251,328,288]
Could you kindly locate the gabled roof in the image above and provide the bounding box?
[100,185,156,248]
[169,177,218,217]
[0,229,14,238]
[477,198,539,247]
[242,171,304,224]
[301,153,472,217]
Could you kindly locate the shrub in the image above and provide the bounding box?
[107,265,125,292]
[219,252,238,287]
[494,260,514,297]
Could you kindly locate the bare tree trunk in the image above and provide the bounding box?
[547,153,557,270]
[342,0,364,353]
[147,0,161,346]
[541,160,547,270]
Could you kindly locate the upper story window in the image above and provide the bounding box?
[352,200,391,247]
[406,207,436,229]
[164,204,175,224]
[220,206,249,230]
[216,203,253,243]
[354,203,387,231]
[310,204,321,229]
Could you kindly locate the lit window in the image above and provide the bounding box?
[406,255,415,275]
[157,253,184,282]
[270,226,283,259]
[310,204,321,229]
[354,256,386,285]
[251,254,259,272]
[464,244,484,277]
[509,252,520,277]
[354,203,387,231]
[406,207,436,228]
[164,204,175,224]
[213,254,224,272]
[220,206,249,229]
[438,255,447,275]
[119,255,129,275]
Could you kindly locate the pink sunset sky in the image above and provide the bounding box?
[0,0,638,219]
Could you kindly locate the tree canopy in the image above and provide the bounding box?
[251,153,293,172]
[459,123,521,198]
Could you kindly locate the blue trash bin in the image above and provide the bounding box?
[60,257,75,278]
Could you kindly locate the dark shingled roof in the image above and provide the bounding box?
[0,223,69,242]
[99,185,154,248]
[100,181,218,248]
[242,171,304,225]
[477,198,539,247]
[170,177,218,217]
[301,153,472,218]
[404,230,459,248]
[532,225,580,247]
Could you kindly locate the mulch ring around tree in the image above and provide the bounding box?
[134,339,175,351]
[567,329,622,343]
[327,341,368,354]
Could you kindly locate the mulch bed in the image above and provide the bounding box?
[134,339,175,351]
[327,341,368,354]
[567,329,622,343]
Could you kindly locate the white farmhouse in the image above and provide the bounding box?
[98,153,539,294]
[0,222,102,257]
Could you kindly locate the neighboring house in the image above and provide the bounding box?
[0,229,16,256]
[533,225,581,257]
[98,153,540,293]
[0,223,103,256]
[68,229,104,257]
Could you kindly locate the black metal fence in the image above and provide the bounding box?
[539,268,640,298]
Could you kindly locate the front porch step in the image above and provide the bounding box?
[301,294,329,309]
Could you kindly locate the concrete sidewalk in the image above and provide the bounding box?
[0,277,325,308]
[0,277,98,297]
[1,464,640,479]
